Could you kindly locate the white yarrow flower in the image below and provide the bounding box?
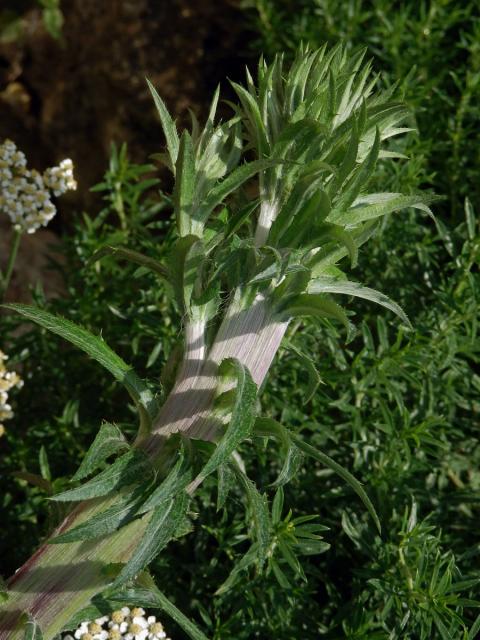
[65,608,171,640]
[108,622,128,634]
[74,621,90,639]
[0,139,76,234]
[0,348,23,436]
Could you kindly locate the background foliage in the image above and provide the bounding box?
[1,2,480,639]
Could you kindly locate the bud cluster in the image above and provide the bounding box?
[0,349,23,436]
[0,139,77,234]
[65,608,171,640]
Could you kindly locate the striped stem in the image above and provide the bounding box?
[0,293,288,640]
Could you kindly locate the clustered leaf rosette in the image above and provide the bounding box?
[64,608,171,640]
[0,139,77,234]
[147,44,438,344]
[0,349,23,437]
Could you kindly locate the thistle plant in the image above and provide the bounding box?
[0,139,76,301]
[0,44,436,640]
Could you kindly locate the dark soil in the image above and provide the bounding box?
[0,0,253,215]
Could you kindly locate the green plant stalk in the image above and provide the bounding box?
[0,293,288,640]
[113,181,127,231]
[1,230,21,302]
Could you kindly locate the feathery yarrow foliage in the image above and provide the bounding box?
[0,139,76,234]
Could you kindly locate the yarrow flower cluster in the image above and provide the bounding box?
[64,608,171,640]
[0,139,76,234]
[0,349,23,437]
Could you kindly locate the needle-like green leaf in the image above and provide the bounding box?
[88,245,170,281]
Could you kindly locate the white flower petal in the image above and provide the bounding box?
[132,617,148,629]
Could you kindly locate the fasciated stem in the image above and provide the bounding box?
[0,293,288,640]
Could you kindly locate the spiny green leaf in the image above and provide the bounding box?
[72,422,128,482]
[276,293,352,336]
[274,441,303,488]
[330,192,438,226]
[50,485,148,543]
[269,177,330,247]
[254,417,303,487]
[51,449,151,502]
[138,448,193,514]
[174,131,197,236]
[217,463,236,510]
[327,120,359,196]
[308,277,411,327]
[197,159,276,227]
[110,492,190,589]
[182,238,207,315]
[309,220,378,277]
[230,81,269,153]
[169,235,202,314]
[317,223,358,267]
[233,465,271,566]
[2,304,158,426]
[146,79,179,172]
[331,126,381,215]
[189,358,257,491]
[280,189,332,249]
